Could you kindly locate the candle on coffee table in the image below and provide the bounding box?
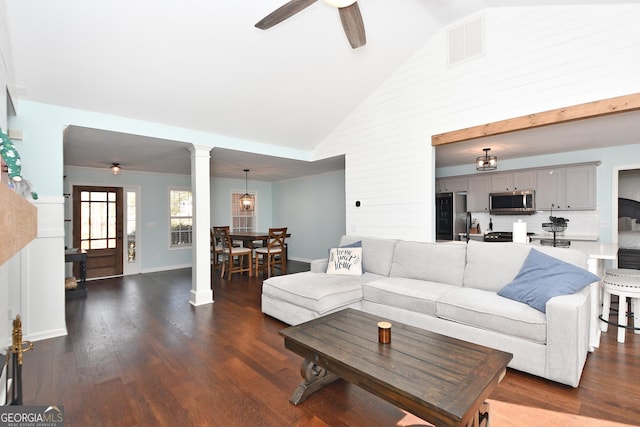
[378,321,392,344]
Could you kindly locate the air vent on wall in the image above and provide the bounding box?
[448,15,484,65]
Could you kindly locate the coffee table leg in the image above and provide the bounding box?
[290,359,340,405]
[477,401,490,427]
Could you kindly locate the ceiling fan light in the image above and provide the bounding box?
[323,0,356,8]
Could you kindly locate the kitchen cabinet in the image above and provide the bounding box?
[440,162,597,213]
[512,171,536,190]
[564,165,596,209]
[535,165,596,210]
[467,175,489,212]
[490,171,535,192]
[535,168,562,210]
[436,177,467,193]
[490,174,512,192]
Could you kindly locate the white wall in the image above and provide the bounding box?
[313,5,640,242]
[273,170,346,261]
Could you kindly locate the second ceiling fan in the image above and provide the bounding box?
[255,0,366,49]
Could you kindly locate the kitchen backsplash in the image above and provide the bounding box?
[471,209,600,238]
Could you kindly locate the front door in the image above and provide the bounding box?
[72,185,124,279]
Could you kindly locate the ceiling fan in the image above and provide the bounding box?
[255,0,366,49]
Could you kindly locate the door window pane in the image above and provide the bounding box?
[127,191,137,262]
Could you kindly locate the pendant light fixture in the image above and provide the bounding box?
[111,163,121,175]
[240,169,255,211]
[476,148,497,171]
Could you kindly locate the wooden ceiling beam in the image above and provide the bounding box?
[431,92,640,147]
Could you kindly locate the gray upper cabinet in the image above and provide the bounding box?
[490,174,512,192]
[564,165,596,210]
[512,171,535,190]
[535,168,563,210]
[535,165,596,211]
[467,175,489,212]
[438,163,596,213]
[490,171,535,192]
[436,176,467,193]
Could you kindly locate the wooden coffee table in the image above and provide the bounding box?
[279,309,512,427]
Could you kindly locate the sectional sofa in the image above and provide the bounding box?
[261,236,600,387]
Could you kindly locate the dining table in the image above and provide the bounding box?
[227,230,292,267]
[228,230,291,249]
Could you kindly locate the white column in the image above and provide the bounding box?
[189,144,213,306]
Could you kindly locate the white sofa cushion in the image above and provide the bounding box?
[262,271,381,315]
[464,240,590,292]
[436,287,547,344]
[363,277,458,317]
[339,235,398,276]
[463,241,532,292]
[390,240,466,286]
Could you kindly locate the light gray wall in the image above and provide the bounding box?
[210,176,273,230]
[64,167,193,272]
[63,167,341,269]
[273,170,346,261]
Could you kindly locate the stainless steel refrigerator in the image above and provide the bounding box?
[436,192,467,241]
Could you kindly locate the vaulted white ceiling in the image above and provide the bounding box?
[3,0,631,179]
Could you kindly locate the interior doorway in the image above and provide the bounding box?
[72,185,124,278]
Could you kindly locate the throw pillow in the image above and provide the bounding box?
[498,249,600,313]
[340,240,362,248]
[326,247,363,276]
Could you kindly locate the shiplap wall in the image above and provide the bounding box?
[313,5,640,242]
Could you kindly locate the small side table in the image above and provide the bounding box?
[65,250,88,299]
[600,268,640,343]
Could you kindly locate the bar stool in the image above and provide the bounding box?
[600,268,640,343]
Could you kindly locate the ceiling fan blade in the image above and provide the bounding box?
[255,0,318,30]
[338,2,366,49]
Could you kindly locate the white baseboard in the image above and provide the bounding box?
[24,327,67,343]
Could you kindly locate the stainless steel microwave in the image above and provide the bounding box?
[489,190,535,215]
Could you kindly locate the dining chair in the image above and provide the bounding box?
[254,227,287,278]
[211,226,227,277]
[214,226,253,280]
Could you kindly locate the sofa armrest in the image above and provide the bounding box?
[310,258,328,273]
[544,283,593,387]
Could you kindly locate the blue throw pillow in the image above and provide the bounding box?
[498,249,600,313]
[340,240,362,248]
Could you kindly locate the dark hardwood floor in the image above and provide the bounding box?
[22,263,640,426]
